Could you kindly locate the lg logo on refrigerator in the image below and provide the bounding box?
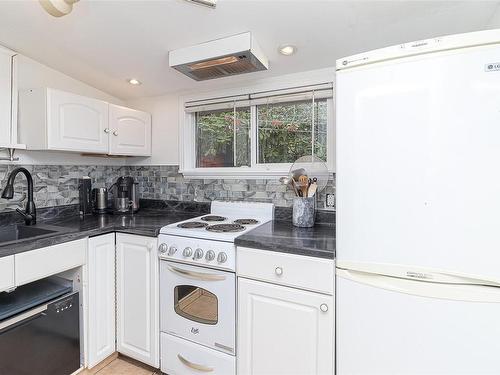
[485,63,500,72]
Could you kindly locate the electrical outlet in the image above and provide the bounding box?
[326,193,335,209]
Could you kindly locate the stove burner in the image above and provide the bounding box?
[177,221,209,229]
[201,215,227,222]
[206,224,246,233]
[234,219,260,225]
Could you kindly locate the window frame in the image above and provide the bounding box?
[179,75,335,179]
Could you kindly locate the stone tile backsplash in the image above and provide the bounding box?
[0,164,336,211]
[0,164,128,211]
[128,166,336,210]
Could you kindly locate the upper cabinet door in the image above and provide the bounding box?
[108,104,151,156]
[47,89,109,153]
[0,47,14,147]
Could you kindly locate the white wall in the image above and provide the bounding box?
[125,93,180,165]
[7,54,127,165]
[125,67,336,166]
[488,4,500,28]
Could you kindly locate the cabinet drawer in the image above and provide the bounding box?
[161,333,235,375]
[0,256,14,292]
[15,239,87,286]
[236,247,334,295]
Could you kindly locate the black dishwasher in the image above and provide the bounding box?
[0,277,80,375]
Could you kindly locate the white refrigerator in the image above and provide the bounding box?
[336,29,500,375]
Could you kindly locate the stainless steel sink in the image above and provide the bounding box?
[0,225,58,243]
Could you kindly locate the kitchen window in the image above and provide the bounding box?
[181,82,334,178]
[196,107,251,168]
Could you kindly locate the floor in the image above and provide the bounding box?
[82,354,160,375]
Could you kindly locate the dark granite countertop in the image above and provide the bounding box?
[0,209,200,258]
[0,199,335,260]
[235,220,335,260]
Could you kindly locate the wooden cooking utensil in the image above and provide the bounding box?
[290,178,300,197]
[307,182,317,197]
[298,175,309,197]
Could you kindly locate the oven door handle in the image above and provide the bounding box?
[177,354,214,372]
[168,265,226,281]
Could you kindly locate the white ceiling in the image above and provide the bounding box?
[0,0,498,100]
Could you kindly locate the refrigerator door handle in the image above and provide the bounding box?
[336,260,500,287]
[337,268,500,303]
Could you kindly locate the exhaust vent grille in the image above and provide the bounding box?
[172,52,267,81]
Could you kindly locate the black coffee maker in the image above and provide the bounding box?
[111,176,139,213]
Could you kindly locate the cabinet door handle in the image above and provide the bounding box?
[177,354,214,372]
[275,266,283,276]
[320,303,329,312]
[104,128,110,133]
[113,130,119,136]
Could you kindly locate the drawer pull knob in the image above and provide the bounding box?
[275,267,283,276]
[320,303,328,312]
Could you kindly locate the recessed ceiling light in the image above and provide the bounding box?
[279,45,296,56]
[128,79,141,85]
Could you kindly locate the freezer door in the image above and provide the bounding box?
[336,43,500,283]
[336,269,500,375]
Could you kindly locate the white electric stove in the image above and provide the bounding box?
[158,201,274,374]
[158,201,274,271]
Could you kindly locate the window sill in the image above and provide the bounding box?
[179,167,293,180]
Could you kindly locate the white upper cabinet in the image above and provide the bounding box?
[109,104,151,156]
[18,88,151,156]
[0,47,13,147]
[49,89,109,152]
[0,47,24,149]
[19,88,108,153]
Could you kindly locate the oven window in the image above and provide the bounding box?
[174,285,218,325]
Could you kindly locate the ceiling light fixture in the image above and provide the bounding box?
[279,45,296,56]
[183,0,217,9]
[39,0,79,17]
[128,79,142,85]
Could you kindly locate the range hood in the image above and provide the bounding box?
[169,32,269,81]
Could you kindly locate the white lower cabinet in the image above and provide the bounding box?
[116,233,159,367]
[0,255,15,292]
[238,278,334,375]
[87,233,116,368]
[15,238,87,286]
[161,333,235,375]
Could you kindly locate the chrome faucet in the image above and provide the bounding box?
[1,167,36,225]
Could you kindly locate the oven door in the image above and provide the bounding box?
[160,260,235,355]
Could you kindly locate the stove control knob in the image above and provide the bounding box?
[183,247,193,258]
[217,252,228,264]
[194,248,204,260]
[158,243,168,254]
[168,246,177,256]
[205,250,216,262]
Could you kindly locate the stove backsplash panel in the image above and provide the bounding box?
[0,164,335,212]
